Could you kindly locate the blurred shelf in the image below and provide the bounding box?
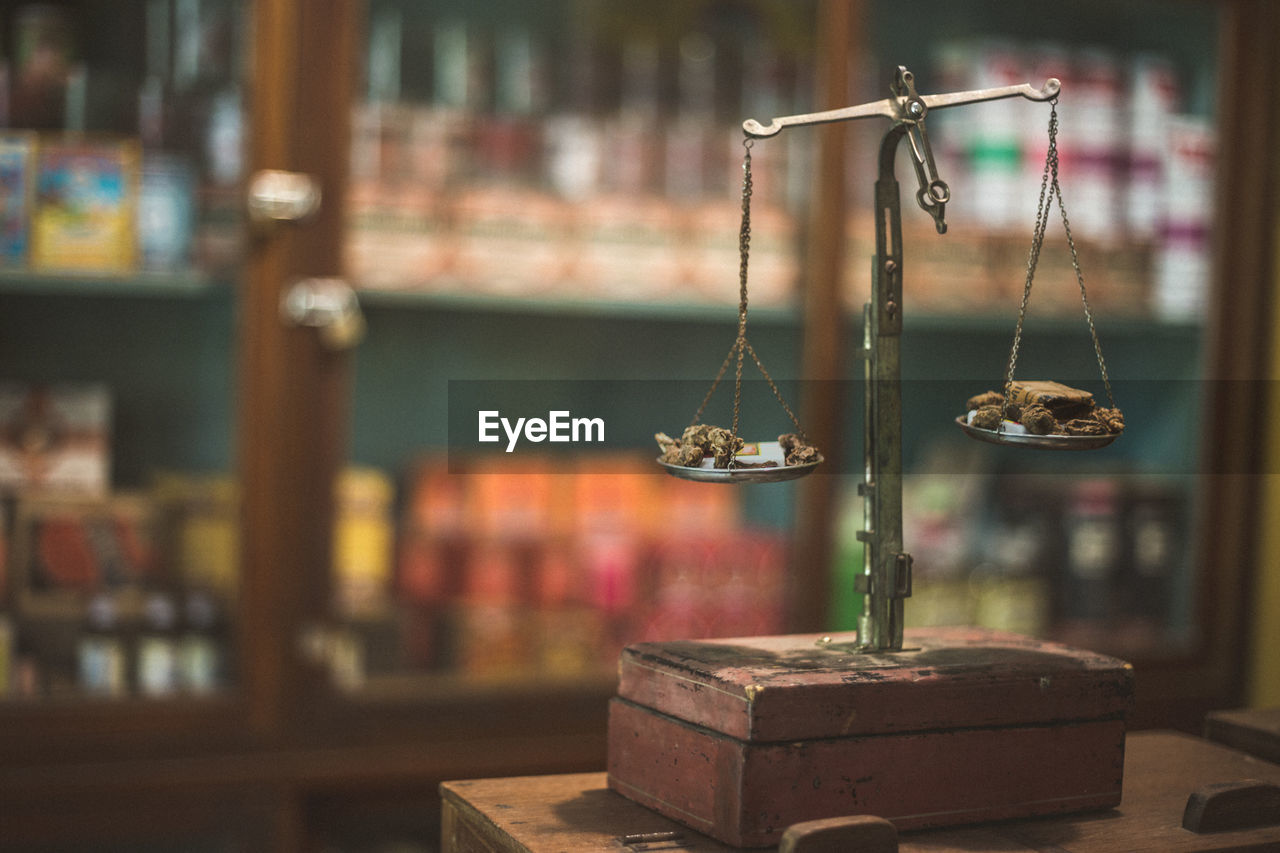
[355,285,1203,339]
[0,269,225,299]
[335,670,618,708]
[905,310,1203,338]
[355,286,802,324]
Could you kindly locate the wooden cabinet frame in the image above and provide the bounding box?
[0,0,1276,847]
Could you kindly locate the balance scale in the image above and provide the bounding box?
[609,67,1134,848]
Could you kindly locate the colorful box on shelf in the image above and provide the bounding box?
[0,133,37,268]
[0,382,111,496]
[10,491,157,618]
[30,138,139,274]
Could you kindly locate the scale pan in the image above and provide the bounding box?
[658,439,822,483]
[955,415,1118,451]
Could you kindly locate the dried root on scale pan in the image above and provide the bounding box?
[965,380,1124,437]
[655,425,820,469]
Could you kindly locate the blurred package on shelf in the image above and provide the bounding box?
[1059,478,1122,627]
[386,453,785,683]
[1125,55,1180,240]
[1152,115,1214,321]
[966,41,1028,231]
[451,185,574,297]
[969,476,1056,637]
[152,471,239,596]
[0,133,37,267]
[7,4,76,130]
[1059,48,1124,240]
[30,137,139,273]
[893,38,1215,320]
[10,492,157,614]
[0,0,246,277]
[0,612,12,698]
[834,449,1191,657]
[137,152,196,271]
[0,134,221,277]
[332,467,395,618]
[0,382,111,496]
[344,12,808,308]
[3,471,239,700]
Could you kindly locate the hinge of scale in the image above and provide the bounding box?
[894,552,913,597]
[852,553,912,598]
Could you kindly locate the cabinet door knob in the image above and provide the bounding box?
[248,169,322,223]
[281,278,365,350]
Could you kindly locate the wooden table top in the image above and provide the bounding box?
[441,731,1280,852]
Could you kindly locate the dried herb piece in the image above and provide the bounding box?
[659,426,821,469]
[966,390,1004,411]
[681,423,713,448]
[706,427,745,468]
[778,433,821,466]
[1093,407,1125,433]
[1061,417,1108,436]
[971,406,1003,431]
[1020,404,1057,436]
[964,381,1124,438]
[654,432,705,466]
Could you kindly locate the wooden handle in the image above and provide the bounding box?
[1182,779,1280,832]
[778,815,898,853]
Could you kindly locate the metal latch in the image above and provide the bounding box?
[617,831,687,850]
[281,278,365,350]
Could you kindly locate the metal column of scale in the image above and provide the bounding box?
[744,67,1060,652]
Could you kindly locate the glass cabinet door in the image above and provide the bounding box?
[836,0,1221,662]
[0,0,247,708]
[319,0,821,696]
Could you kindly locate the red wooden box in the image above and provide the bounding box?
[607,626,1133,847]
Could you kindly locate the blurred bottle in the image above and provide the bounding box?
[482,25,546,183]
[0,612,12,697]
[178,588,223,693]
[1124,55,1180,241]
[1062,49,1122,241]
[136,590,180,696]
[1060,479,1121,630]
[8,4,75,130]
[1117,483,1180,644]
[78,592,127,697]
[967,41,1025,230]
[169,0,246,270]
[332,467,394,619]
[605,37,662,195]
[664,33,717,201]
[544,29,603,200]
[1153,115,1214,320]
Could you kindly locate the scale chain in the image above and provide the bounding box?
[1002,98,1116,422]
[688,137,808,464]
[730,139,753,461]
